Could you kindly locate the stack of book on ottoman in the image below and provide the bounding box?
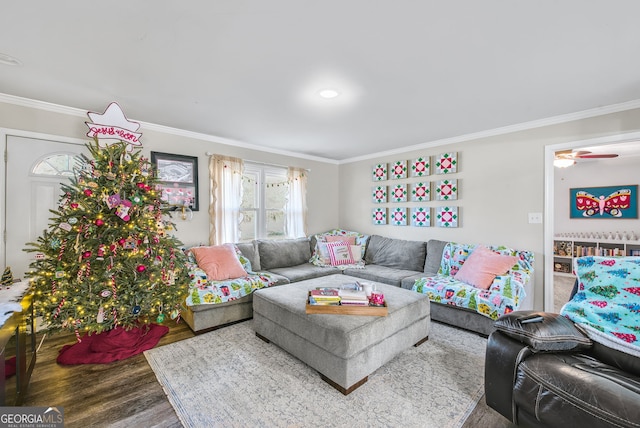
[337,289,369,306]
[308,288,341,306]
[308,288,369,306]
[306,286,387,316]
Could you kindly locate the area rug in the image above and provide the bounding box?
[145,320,487,428]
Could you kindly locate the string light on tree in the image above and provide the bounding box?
[25,103,188,337]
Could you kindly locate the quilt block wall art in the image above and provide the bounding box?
[372,163,387,181]
[390,207,408,226]
[411,207,431,227]
[410,157,430,177]
[411,182,430,202]
[436,206,458,228]
[372,186,387,203]
[435,152,457,174]
[372,208,387,225]
[391,184,408,202]
[391,160,407,179]
[436,179,458,201]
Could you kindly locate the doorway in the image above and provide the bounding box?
[543,131,640,312]
[2,131,87,279]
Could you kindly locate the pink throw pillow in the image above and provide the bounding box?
[326,241,355,266]
[454,246,518,290]
[190,244,248,281]
[324,235,357,245]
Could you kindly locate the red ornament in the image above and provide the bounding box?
[83,189,93,197]
[82,251,92,259]
[136,265,146,273]
[136,182,145,189]
[70,203,79,209]
[95,219,104,226]
[118,238,126,246]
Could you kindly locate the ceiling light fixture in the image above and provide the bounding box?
[318,89,340,99]
[553,158,575,168]
[0,53,21,66]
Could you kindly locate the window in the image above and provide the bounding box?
[31,153,78,177]
[239,163,288,240]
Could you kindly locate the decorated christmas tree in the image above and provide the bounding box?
[25,104,188,338]
[1,267,14,287]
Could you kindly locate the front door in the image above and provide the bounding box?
[4,135,87,279]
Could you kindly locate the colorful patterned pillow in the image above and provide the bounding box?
[561,256,640,356]
[309,229,369,268]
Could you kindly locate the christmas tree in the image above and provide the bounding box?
[1,267,13,287]
[25,138,188,337]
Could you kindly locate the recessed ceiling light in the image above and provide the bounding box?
[0,53,21,66]
[318,89,340,99]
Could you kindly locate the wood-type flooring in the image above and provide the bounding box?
[22,320,194,427]
[21,320,512,427]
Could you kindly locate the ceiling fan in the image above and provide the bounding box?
[553,150,618,168]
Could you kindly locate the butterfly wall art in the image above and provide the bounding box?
[570,185,638,219]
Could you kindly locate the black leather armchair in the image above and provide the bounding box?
[485,311,640,427]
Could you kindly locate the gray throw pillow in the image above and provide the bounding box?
[258,238,312,270]
[364,235,426,271]
[424,239,447,275]
[235,241,261,272]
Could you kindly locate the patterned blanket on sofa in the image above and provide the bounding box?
[561,256,640,356]
[185,246,277,306]
[413,242,533,320]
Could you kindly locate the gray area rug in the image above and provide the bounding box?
[145,320,487,428]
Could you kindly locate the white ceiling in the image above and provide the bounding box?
[2,1,640,161]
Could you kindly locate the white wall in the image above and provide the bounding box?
[0,101,340,251]
[554,156,640,237]
[339,109,640,310]
[4,98,640,311]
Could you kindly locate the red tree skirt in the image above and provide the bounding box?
[5,356,16,379]
[57,323,169,365]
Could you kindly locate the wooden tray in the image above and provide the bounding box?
[306,294,388,316]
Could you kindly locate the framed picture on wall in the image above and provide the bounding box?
[569,185,637,219]
[151,152,199,211]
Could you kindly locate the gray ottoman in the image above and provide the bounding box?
[253,274,430,394]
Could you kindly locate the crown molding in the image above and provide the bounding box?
[0,93,339,165]
[339,99,640,164]
[2,92,639,166]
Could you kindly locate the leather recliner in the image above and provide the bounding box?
[484,311,640,427]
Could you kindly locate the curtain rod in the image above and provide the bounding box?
[205,152,310,172]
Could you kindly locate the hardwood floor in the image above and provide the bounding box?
[21,319,512,427]
[22,320,194,427]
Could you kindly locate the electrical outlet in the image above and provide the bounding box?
[528,212,543,224]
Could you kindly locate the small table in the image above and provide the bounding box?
[0,282,36,405]
[253,274,430,394]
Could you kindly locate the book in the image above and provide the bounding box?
[340,299,369,306]
[309,296,340,305]
[338,289,368,301]
[309,289,340,303]
[310,288,340,297]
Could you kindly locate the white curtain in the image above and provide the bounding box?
[285,167,308,238]
[209,155,244,245]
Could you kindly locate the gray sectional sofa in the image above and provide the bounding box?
[183,233,518,336]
